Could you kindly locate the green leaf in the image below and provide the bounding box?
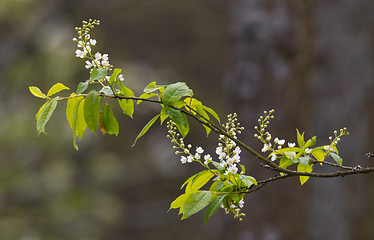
[299,155,310,166]
[132,114,160,146]
[89,68,107,82]
[76,81,89,94]
[118,99,134,118]
[195,105,211,136]
[160,107,168,125]
[211,161,225,172]
[240,175,257,188]
[204,194,226,223]
[73,98,87,139]
[36,97,58,134]
[167,107,188,127]
[109,68,122,86]
[182,191,212,220]
[176,121,189,138]
[99,86,114,96]
[186,170,215,194]
[144,81,165,93]
[29,86,47,99]
[35,102,48,121]
[101,103,119,135]
[279,156,294,175]
[169,193,189,214]
[66,93,78,129]
[311,149,326,165]
[137,93,158,104]
[117,81,135,98]
[297,163,313,185]
[162,82,193,105]
[296,129,305,148]
[47,83,69,97]
[84,90,100,133]
[202,105,220,123]
[304,136,317,148]
[330,152,342,165]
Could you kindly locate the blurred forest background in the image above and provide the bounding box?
[1,0,374,239]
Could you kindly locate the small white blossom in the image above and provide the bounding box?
[278,139,285,145]
[216,146,223,155]
[238,199,244,208]
[204,154,212,165]
[227,164,238,174]
[196,147,204,154]
[232,155,240,163]
[227,158,234,165]
[288,142,296,148]
[180,156,187,164]
[85,60,93,69]
[77,40,85,48]
[194,153,201,160]
[285,151,296,160]
[75,49,87,58]
[118,74,124,81]
[187,155,193,163]
[261,143,272,152]
[270,152,277,161]
[305,148,312,154]
[233,146,241,155]
[90,39,97,45]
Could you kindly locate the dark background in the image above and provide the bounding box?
[1,0,374,239]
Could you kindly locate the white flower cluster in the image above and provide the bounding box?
[72,19,124,81]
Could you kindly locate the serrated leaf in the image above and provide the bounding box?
[330,152,342,165]
[186,170,215,194]
[296,129,305,148]
[47,83,69,97]
[84,90,100,133]
[109,68,122,86]
[132,114,160,146]
[76,81,89,94]
[101,103,119,135]
[36,97,58,134]
[162,82,193,105]
[29,86,47,98]
[182,191,212,220]
[204,194,226,223]
[297,163,313,185]
[118,99,134,118]
[89,68,107,82]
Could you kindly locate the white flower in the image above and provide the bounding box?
[285,151,296,160]
[227,164,238,174]
[90,39,97,46]
[102,54,109,61]
[204,154,212,165]
[216,146,223,155]
[274,137,279,144]
[75,49,87,58]
[288,142,296,148]
[77,41,85,48]
[187,155,193,163]
[227,158,234,165]
[85,60,93,69]
[238,199,244,208]
[118,74,124,81]
[194,153,201,160]
[261,143,272,152]
[305,148,312,154]
[196,147,204,154]
[233,146,241,155]
[324,145,334,152]
[278,139,285,145]
[219,152,226,160]
[220,160,227,168]
[270,152,277,161]
[180,156,187,164]
[95,52,102,60]
[232,155,240,163]
[266,134,272,141]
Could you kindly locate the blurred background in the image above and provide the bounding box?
[1,0,374,239]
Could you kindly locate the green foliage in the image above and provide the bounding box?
[100,104,119,135]
[84,90,100,133]
[36,97,58,134]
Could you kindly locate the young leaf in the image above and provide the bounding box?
[66,93,79,129]
[73,98,87,139]
[132,114,160,146]
[99,86,114,96]
[84,90,100,133]
[160,107,168,125]
[311,149,326,165]
[186,170,215,194]
[279,157,294,175]
[162,82,193,105]
[195,104,211,136]
[117,80,135,98]
[89,68,107,82]
[36,97,58,134]
[169,193,190,214]
[76,81,89,94]
[118,99,134,118]
[35,102,48,121]
[304,136,317,148]
[240,175,257,188]
[297,163,313,185]
[182,191,212,220]
[299,155,310,166]
[101,103,119,135]
[29,86,47,99]
[137,93,158,104]
[47,83,69,97]
[109,68,122,86]
[204,194,227,223]
[296,129,305,148]
[144,81,165,93]
[202,105,220,123]
[330,152,342,165]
